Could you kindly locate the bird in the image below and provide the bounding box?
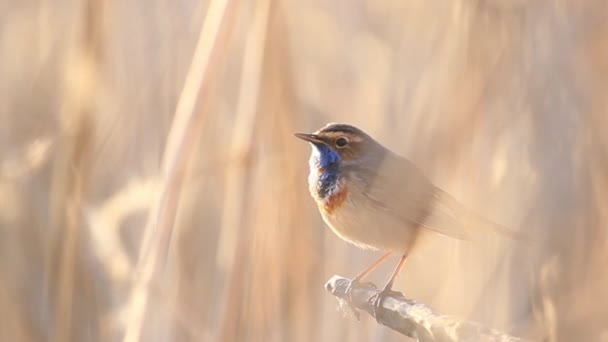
[294,123,525,319]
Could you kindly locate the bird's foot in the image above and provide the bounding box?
[344,278,374,320]
[369,286,401,323]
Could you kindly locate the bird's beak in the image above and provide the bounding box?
[294,133,324,144]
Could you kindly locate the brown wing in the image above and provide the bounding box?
[361,153,473,240]
[362,153,527,241]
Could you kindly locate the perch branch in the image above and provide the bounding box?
[325,275,530,342]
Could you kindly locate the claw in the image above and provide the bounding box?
[369,287,401,322]
[344,278,362,320]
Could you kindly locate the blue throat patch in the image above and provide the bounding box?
[313,143,341,198]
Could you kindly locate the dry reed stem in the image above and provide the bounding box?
[52,115,93,342]
[326,276,529,342]
[51,0,102,340]
[122,0,239,341]
[258,4,318,341]
[214,0,272,340]
[52,118,93,342]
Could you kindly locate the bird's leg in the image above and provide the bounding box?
[344,252,391,319]
[370,253,408,322]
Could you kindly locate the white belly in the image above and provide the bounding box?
[319,189,419,253]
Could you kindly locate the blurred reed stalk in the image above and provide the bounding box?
[214,0,272,340]
[49,0,103,340]
[257,6,319,341]
[122,0,239,341]
[213,0,319,340]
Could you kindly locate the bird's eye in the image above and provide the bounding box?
[335,137,349,148]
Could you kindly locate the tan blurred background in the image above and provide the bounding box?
[1,0,608,341]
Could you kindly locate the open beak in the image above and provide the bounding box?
[294,133,324,144]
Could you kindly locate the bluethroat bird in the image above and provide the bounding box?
[295,123,525,318]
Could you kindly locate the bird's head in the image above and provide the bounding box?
[294,123,383,172]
